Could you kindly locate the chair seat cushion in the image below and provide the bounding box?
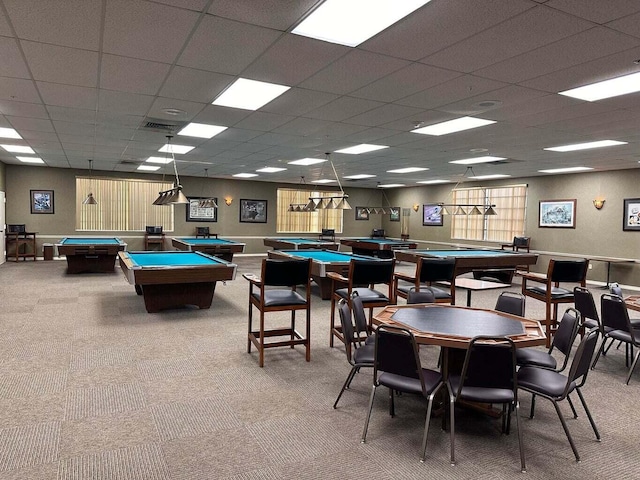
[415,286,451,300]
[379,369,442,395]
[353,344,375,365]
[526,286,573,299]
[252,290,307,307]
[516,347,557,370]
[335,287,389,303]
[448,375,514,403]
[607,329,633,343]
[517,366,575,397]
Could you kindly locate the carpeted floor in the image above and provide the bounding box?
[0,256,638,479]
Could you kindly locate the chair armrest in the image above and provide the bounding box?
[394,272,416,283]
[326,272,348,283]
[520,271,548,288]
[242,273,262,286]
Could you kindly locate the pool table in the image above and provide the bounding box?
[340,237,417,258]
[171,237,245,261]
[267,249,379,299]
[394,248,538,284]
[263,237,339,251]
[56,237,127,274]
[118,251,237,313]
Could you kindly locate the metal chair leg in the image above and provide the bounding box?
[552,400,580,462]
[626,349,640,385]
[361,385,377,443]
[515,401,526,473]
[333,367,357,409]
[576,388,600,440]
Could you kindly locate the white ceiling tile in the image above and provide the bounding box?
[22,41,99,87]
[178,15,281,75]
[37,82,97,109]
[344,104,425,128]
[261,88,338,117]
[0,100,49,119]
[234,112,295,132]
[7,116,54,133]
[299,50,410,95]
[15,130,60,142]
[0,8,12,36]
[47,106,95,124]
[159,67,234,103]
[0,77,41,103]
[97,90,154,115]
[154,0,208,11]
[272,117,334,136]
[53,121,97,136]
[192,105,252,127]
[4,0,101,49]
[440,86,548,117]
[607,10,640,38]
[103,0,199,63]
[147,97,207,121]
[545,0,640,23]
[209,0,317,30]
[100,54,170,95]
[0,37,30,79]
[304,96,383,122]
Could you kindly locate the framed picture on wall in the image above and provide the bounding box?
[389,208,400,222]
[539,199,576,228]
[355,207,369,221]
[623,198,640,231]
[186,197,217,222]
[30,190,54,214]
[422,204,443,226]
[239,199,267,223]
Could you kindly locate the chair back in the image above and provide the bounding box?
[262,258,311,287]
[146,225,163,234]
[371,229,385,238]
[548,259,588,283]
[495,292,525,316]
[600,293,630,332]
[196,226,210,236]
[407,289,436,305]
[513,236,530,249]
[418,257,456,284]
[349,259,395,286]
[7,224,26,233]
[350,292,369,337]
[565,329,600,389]
[374,326,425,390]
[458,336,517,394]
[552,308,581,359]
[320,228,335,241]
[610,284,623,298]
[573,287,600,325]
[338,299,356,361]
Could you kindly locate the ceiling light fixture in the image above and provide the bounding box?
[289,154,352,212]
[212,78,290,110]
[449,155,506,165]
[335,144,389,154]
[16,156,44,164]
[559,71,640,101]
[411,116,496,136]
[82,159,98,205]
[538,166,594,174]
[543,140,627,152]
[178,122,227,139]
[197,168,218,208]
[0,127,21,139]
[1,144,35,154]
[387,167,428,174]
[435,166,498,216]
[152,135,189,206]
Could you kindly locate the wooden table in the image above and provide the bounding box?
[586,255,636,288]
[437,277,511,307]
[56,237,126,273]
[624,295,640,313]
[6,231,37,261]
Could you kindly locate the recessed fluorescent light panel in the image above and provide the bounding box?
[292,0,431,47]
[543,140,627,152]
[416,179,450,184]
[1,144,34,154]
[449,155,506,165]
[16,156,44,164]
[412,116,496,136]
[288,158,327,166]
[311,179,336,184]
[468,174,510,180]
[158,144,195,154]
[559,72,640,101]
[233,173,258,178]
[146,156,173,164]
[343,174,376,179]
[212,78,290,110]
[335,144,389,154]
[387,167,428,174]
[0,127,21,139]
[137,165,161,171]
[178,123,227,139]
[378,183,405,188]
[538,167,593,174]
[256,167,287,173]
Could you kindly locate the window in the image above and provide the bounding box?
[451,184,527,242]
[277,188,343,233]
[76,177,174,231]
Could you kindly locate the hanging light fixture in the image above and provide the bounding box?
[290,154,352,211]
[82,159,98,205]
[197,168,218,208]
[357,183,399,215]
[435,166,497,216]
[152,135,189,205]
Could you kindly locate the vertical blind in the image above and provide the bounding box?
[451,185,527,242]
[277,188,343,233]
[76,177,174,231]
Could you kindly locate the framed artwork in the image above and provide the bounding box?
[355,207,369,221]
[423,204,443,226]
[623,198,640,231]
[186,197,217,222]
[389,207,400,222]
[240,199,267,223]
[30,189,54,214]
[539,199,576,228]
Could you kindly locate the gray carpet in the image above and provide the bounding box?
[0,256,638,479]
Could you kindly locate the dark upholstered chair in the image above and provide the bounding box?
[517,329,601,462]
[244,258,312,367]
[328,259,395,347]
[516,307,581,372]
[6,224,36,261]
[521,258,588,347]
[361,325,446,463]
[574,287,601,333]
[407,289,436,305]
[592,294,640,384]
[319,228,335,241]
[494,291,526,317]
[333,299,375,409]
[144,225,165,250]
[196,226,214,238]
[394,257,456,305]
[446,336,525,472]
[351,292,375,346]
[611,283,640,328]
[371,228,385,238]
[501,236,531,252]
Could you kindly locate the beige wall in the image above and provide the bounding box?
[0,161,5,191]
[382,169,640,287]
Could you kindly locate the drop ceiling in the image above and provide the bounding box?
[1,0,640,189]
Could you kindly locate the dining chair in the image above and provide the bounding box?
[328,258,395,347]
[516,307,581,372]
[494,291,526,317]
[244,258,312,367]
[351,291,375,346]
[521,258,589,347]
[333,299,375,409]
[407,288,436,305]
[195,226,212,238]
[517,328,601,462]
[446,336,525,472]
[610,283,640,329]
[501,236,532,272]
[361,325,446,463]
[393,256,456,304]
[319,228,335,242]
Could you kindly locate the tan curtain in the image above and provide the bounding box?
[277,188,343,234]
[76,177,174,231]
